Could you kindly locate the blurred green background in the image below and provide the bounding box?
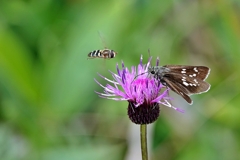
[0,0,239,160]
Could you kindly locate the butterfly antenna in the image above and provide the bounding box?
[148,48,151,57]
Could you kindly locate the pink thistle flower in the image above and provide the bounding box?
[95,55,184,124]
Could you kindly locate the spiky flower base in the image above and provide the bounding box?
[128,102,160,124]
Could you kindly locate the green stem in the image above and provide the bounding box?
[140,124,148,160]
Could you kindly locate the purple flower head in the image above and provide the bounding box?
[95,55,184,124]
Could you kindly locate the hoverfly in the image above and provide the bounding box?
[87,31,118,60]
[87,49,117,59]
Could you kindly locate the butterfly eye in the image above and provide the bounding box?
[151,71,155,74]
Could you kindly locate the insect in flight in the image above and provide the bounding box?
[87,49,117,59]
[147,65,211,104]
